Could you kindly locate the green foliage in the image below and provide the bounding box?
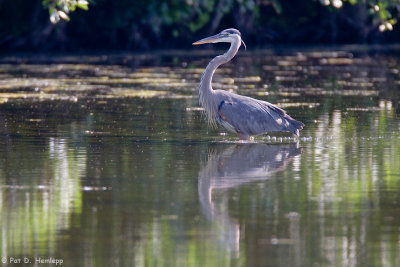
[42,0,89,23]
[320,0,399,31]
[1,0,399,51]
[41,0,399,32]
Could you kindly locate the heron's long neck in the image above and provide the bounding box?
[199,40,240,96]
[199,39,241,125]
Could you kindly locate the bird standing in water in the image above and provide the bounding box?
[193,28,304,140]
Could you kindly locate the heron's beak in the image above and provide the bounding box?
[192,33,224,45]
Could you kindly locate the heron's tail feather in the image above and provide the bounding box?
[263,104,304,136]
[286,118,304,136]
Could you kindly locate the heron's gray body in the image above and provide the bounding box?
[194,28,304,140]
[215,91,303,139]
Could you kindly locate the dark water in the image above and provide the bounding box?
[0,47,400,266]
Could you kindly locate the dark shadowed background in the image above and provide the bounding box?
[0,0,399,52]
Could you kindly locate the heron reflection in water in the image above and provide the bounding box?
[198,143,302,256]
[193,28,304,140]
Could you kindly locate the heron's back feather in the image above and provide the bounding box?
[216,91,304,136]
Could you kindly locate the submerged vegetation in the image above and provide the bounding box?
[0,0,399,51]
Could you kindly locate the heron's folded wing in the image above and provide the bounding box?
[218,97,303,136]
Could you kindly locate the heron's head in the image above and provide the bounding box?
[192,28,246,49]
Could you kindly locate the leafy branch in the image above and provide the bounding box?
[320,0,399,31]
[42,0,89,24]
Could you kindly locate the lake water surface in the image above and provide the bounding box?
[0,47,399,266]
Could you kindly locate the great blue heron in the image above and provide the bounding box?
[193,28,304,140]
